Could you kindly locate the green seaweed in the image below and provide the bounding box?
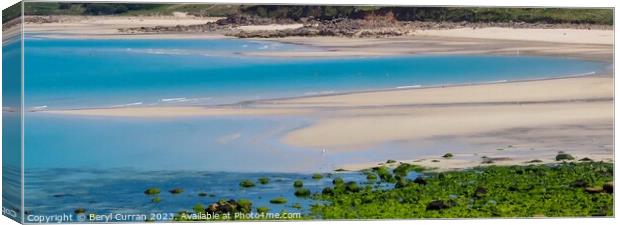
[311,162,613,218]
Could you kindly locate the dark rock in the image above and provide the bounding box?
[413,177,427,185]
[74,208,86,214]
[474,187,488,197]
[603,182,613,193]
[555,153,575,161]
[571,179,588,188]
[426,200,455,211]
[169,188,184,194]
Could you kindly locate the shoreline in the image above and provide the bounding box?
[22,15,613,61]
[42,73,610,113]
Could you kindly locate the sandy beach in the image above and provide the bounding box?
[45,75,614,171]
[28,15,614,171]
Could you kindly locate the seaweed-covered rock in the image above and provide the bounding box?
[74,208,86,214]
[269,197,287,204]
[312,173,323,180]
[205,199,250,214]
[293,180,304,188]
[555,153,575,161]
[169,188,184,194]
[442,153,454,159]
[294,188,311,197]
[386,159,397,164]
[258,177,270,185]
[239,180,256,188]
[144,187,161,195]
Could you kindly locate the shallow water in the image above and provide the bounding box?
[24,168,397,220]
[24,38,609,109]
[18,37,612,218]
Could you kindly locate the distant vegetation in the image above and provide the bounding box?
[2,2,22,23]
[17,3,613,25]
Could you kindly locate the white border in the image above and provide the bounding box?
[0,1,617,225]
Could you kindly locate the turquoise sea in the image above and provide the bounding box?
[6,37,614,218]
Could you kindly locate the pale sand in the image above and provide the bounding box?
[24,15,223,39]
[254,34,612,61]
[413,27,614,45]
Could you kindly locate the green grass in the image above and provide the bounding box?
[311,162,613,218]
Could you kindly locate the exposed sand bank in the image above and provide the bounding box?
[255,33,612,61]
[24,15,225,39]
[44,76,614,170]
[412,27,614,45]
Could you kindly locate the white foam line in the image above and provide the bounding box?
[111,102,143,108]
[396,85,422,89]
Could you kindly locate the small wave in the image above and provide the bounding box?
[573,71,596,76]
[126,48,191,56]
[29,105,48,112]
[111,102,143,108]
[160,97,188,102]
[304,91,336,96]
[160,97,212,103]
[396,85,422,89]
